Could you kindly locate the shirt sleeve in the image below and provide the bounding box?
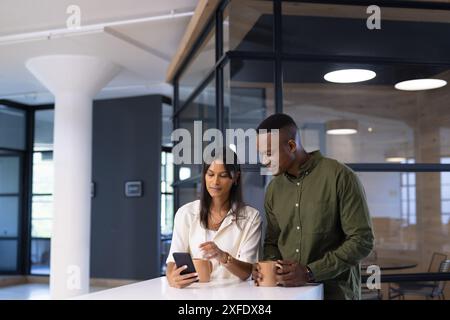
[166,206,191,264]
[237,210,262,264]
[307,170,374,282]
[263,183,283,261]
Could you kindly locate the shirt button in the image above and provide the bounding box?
[306,171,309,175]
[297,182,300,186]
[296,249,299,253]
[297,226,300,230]
[295,203,299,207]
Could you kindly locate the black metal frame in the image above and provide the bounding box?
[171,0,450,206]
[283,0,450,10]
[3,94,173,276]
[361,272,450,283]
[21,105,34,275]
[0,100,30,275]
[0,100,53,276]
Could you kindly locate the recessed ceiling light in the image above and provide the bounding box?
[385,146,411,163]
[385,157,406,163]
[394,79,447,91]
[327,128,357,135]
[324,69,376,84]
[179,167,191,180]
[326,119,358,135]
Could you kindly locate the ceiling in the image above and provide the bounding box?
[0,0,197,105]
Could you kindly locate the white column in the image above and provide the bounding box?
[26,55,120,299]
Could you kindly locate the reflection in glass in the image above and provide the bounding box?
[179,24,215,105]
[223,0,273,53]
[283,61,450,163]
[357,172,450,274]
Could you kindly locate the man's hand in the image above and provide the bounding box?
[252,263,262,286]
[275,260,308,287]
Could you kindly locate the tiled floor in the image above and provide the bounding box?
[0,284,108,300]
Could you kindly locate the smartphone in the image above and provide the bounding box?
[172,252,197,276]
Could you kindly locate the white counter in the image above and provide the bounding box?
[76,277,323,300]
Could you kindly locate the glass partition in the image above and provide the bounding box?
[358,171,450,272]
[172,1,450,299]
[176,78,216,181]
[179,22,216,106]
[223,0,273,53]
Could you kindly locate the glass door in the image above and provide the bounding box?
[0,153,22,273]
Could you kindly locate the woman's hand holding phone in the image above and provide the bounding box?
[167,264,199,288]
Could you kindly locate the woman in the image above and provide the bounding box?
[166,148,262,288]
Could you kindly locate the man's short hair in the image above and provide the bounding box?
[257,113,298,132]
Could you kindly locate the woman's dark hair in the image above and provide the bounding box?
[199,147,245,229]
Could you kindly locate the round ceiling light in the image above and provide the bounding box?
[324,69,376,83]
[385,157,406,163]
[394,79,447,91]
[326,119,358,135]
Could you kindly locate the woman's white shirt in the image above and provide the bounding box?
[205,229,217,242]
[166,200,262,280]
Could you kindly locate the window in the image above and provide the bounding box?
[400,159,416,226]
[161,149,174,236]
[161,149,174,275]
[30,110,54,275]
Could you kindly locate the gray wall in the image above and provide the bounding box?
[91,95,162,280]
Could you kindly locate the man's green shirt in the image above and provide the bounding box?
[263,151,374,299]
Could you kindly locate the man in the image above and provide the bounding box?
[253,113,374,300]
